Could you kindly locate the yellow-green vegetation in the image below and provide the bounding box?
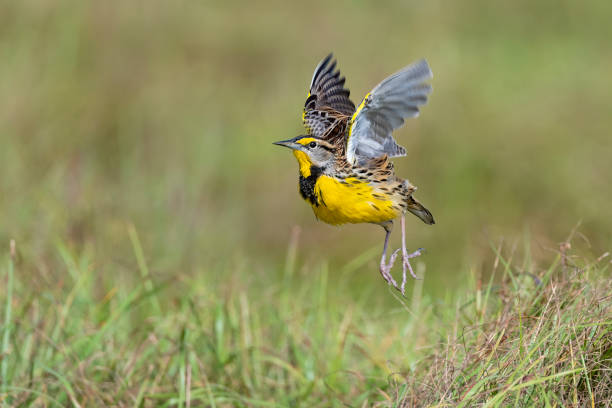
[1,232,611,406]
[1,0,611,406]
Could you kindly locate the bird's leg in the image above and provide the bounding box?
[400,213,425,294]
[379,224,399,289]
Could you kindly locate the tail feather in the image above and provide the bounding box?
[406,196,435,225]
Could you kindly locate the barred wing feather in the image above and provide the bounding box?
[346,59,432,165]
[303,54,355,138]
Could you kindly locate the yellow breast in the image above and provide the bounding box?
[311,176,399,225]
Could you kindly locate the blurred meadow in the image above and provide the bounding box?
[1,0,611,406]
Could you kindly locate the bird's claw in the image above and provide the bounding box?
[402,247,424,284]
[380,247,426,295]
[379,249,400,288]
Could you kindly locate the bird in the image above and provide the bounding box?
[274,53,434,295]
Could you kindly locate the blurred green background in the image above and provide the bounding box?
[1,0,611,294]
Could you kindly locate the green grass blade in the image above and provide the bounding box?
[128,223,161,315]
[1,241,15,401]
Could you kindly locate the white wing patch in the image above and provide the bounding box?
[346,60,433,165]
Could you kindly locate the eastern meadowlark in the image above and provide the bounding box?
[274,54,434,294]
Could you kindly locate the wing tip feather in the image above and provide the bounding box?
[418,59,433,78]
[310,53,335,89]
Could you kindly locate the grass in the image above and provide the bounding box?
[401,240,611,407]
[0,231,610,406]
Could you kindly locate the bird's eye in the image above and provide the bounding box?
[308,141,317,148]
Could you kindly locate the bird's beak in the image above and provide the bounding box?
[273,137,301,150]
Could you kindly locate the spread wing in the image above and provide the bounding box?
[303,54,355,139]
[346,59,432,165]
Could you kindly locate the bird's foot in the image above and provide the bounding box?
[379,249,401,289]
[400,248,425,295]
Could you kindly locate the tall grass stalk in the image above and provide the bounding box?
[1,240,15,404]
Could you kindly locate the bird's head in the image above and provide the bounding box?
[273,135,337,176]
